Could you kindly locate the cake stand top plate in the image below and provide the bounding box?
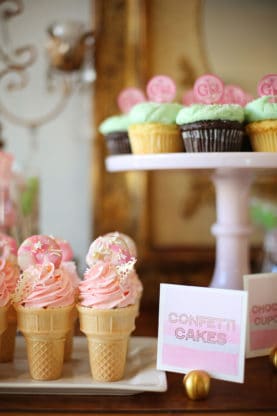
[106,152,277,174]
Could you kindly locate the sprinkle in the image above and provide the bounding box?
[33,241,42,251]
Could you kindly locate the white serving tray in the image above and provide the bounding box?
[0,336,167,395]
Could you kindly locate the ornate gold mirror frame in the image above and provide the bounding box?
[92,0,214,268]
[92,0,150,257]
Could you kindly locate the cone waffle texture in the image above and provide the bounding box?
[15,304,75,380]
[128,123,184,154]
[246,120,277,152]
[0,305,17,362]
[77,304,137,382]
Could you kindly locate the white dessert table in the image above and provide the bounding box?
[106,153,277,290]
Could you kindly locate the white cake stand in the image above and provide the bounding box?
[106,153,277,290]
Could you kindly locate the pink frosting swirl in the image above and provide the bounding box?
[14,263,75,308]
[79,261,137,309]
[0,258,20,293]
[129,270,143,299]
[60,261,81,291]
[0,273,10,307]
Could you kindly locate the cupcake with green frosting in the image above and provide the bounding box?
[176,103,245,152]
[99,114,131,155]
[245,96,277,152]
[128,102,184,154]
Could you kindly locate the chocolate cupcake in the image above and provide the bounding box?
[99,115,131,155]
[104,131,131,154]
[176,104,245,152]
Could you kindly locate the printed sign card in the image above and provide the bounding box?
[157,284,248,383]
[243,273,277,358]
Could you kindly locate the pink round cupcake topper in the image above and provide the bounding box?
[55,238,73,262]
[258,74,277,98]
[146,75,176,103]
[222,85,247,106]
[193,74,224,104]
[117,87,146,113]
[0,232,17,259]
[105,232,137,257]
[86,233,134,268]
[18,235,62,271]
[182,89,199,106]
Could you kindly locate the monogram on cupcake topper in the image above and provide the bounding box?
[258,74,277,103]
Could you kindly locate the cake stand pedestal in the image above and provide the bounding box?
[106,153,277,290]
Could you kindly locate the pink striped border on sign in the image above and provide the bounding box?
[157,284,248,383]
[244,273,277,358]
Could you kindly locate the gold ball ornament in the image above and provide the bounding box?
[269,346,277,370]
[183,370,211,400]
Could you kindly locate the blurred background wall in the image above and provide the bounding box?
[1,0,93,272]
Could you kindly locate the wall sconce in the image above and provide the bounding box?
[0,0,95,241]
[46,20,95,85]
[0,0,95,130]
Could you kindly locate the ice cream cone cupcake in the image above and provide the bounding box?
[16,303,74,380]
[78,303,137,381]
[78,233,142,382]
[0,233,20,362]
[0,304,17,362]
[15,235,75,380]
[0,274,10,353]
[0,306,9,354]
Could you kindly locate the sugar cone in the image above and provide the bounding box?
[64,306,78,362]
[15,304,75,380]
[77,304,137,382]
[0,305,17,362]
[0,305,9,354]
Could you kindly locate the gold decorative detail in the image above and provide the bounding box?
[0,0,94,129]
[116,258,136,281]
[183,370,211,400]
[46,22,94,73]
